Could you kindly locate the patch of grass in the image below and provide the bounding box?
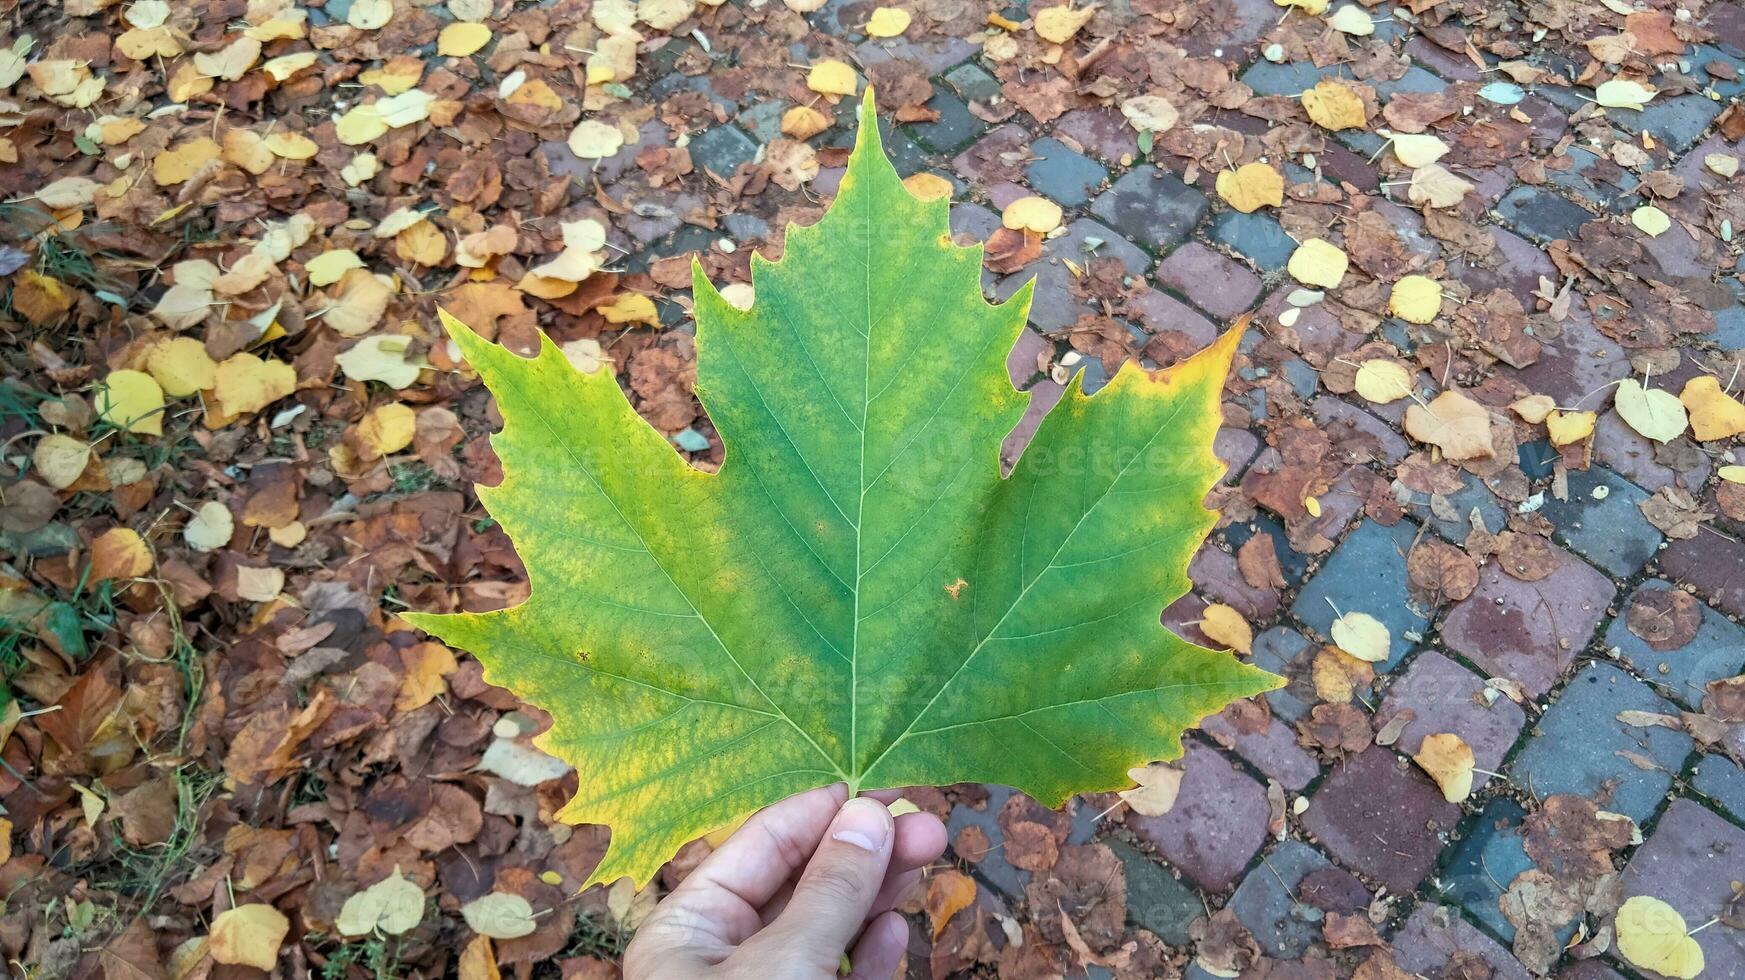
[560,908,632,961]
[388,460,441,495]
[89,764,223,912]
[313,935,400,980]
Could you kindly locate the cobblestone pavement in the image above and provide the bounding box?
[588,2,1745,976]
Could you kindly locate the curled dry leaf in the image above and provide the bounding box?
[1119,761,1185,816]
[1404,389,1495,460]
[1412,732,1474,802]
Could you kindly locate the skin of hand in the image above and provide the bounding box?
[622,784,948,980]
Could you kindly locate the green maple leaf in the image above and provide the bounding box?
[407,93,1282,887]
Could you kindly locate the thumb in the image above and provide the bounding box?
[752,796,894,969]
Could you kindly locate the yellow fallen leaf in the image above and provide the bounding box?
[807,59,858,97]
[396,641,459,712]
[1119,762,1185,816]
[903,172,953,201]
[1390,133,1448,168]
[1511,394,1557,424]
[1388,275,1442,323]
[1001,195,1063,234]
[1719,464,1745,483]
[1631,205,1671,237]
[264,132,319,160]
[1287,238,1348,289]
[213,352,296,417]
[152,137,222,186]
[1326,4,1374,34]
[337,334,427,389]
[1404,389,1496,460]
[147,336,217,397]
[1274,0,1328,13]
[1614,378,1688,443]
[438,21,493,56]
[209,904,289,971]
[1199,602,1253,654]
[1301,79,1366,131]
[1679,375,1745,442]
[261,51,319,82]
[1329,610,1389,663]
[598,293,660,327]
[222,129,275,174]
[1034,4,1097,43]
[357,403,417,457]
[90,527,154,581]
[1407,163,1472,209]
[347,0,394,30]
[1595,78,1656,110]
[568,119,625,159]
[865,7,911,36]
[782,105,831,141]
[1354,359,1412,404]
[1215,162,1284,213]
[307,249,365,287]
[1616,896,1704,979]
[1546,409,1597,446]
[97,369,165,437]
[33,434,92,490]
[1119,95,1178,133]
[1413,732,1474,802]
[184,500,234,551]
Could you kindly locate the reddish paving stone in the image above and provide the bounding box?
[1125,741,1269,892]
[1391,904,1534,980]
[1438,544,1615,697]
[1511,312,1628,406]
[1311,396,1411,466]
[1301,747,1462,895]
[1214,427,1261,483]
[1557,963,1629,980]
[1256,291,1367,364]
[1622,799,1745,978]
[1051,106,1138,165]
[1190,543,1280,621]
[1154,242,1263,321]
[1128,288,1219,349]
[1198,710,1321,791]
[1658,531,1745,618]
[1449,226,1556,307]
[1593,409,1712,492]
[1406,35,1484,81]
[952,124,1032,186]
[1374,650,1527,793]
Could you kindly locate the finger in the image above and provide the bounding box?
[758,809,946,925]
[866,867,922,921]
[846,911,911,980]
[753,796,895,969]
[677,783,848,910]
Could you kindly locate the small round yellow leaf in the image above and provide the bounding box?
[1033,4,1096,43]
[568,119,625,159]
[1301,79,1366,131]
[1388,275,1442,323]
[1353,359,1412,404]
[1199,603,1253,654]
[903,172,953,201]
[807,59,858,97]
[1330,610,1389,663]
[263,131,320,160]
[1614,378,1688,443]
[438,21,493,56]
[865,7,911,36]
[34,434,92,490]
[1631,205,1671,237]
[210,903,289,971]
[145,338,215,394]
[1615,896,1704,980]
[1413,732,1475,802]
[1214,162,1284,213]
[1390,133,1449,168]
[1287,238,1348,289]
[97,369,165,436]
[1001,196,1063,234]
[1546,409,1597,446]
[307,249,365,287]
[1679,374,1745,442]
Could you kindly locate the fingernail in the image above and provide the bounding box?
[830,797,890,852]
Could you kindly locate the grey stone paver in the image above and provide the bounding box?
[1207,210,1296,269]
[1105,838,1201,946]
[1508,662,1695,823]
[1227,840,1335,959]
[1292,519,1429,671]
[1605,580,1745,709]
[1090,166,1209,253]
[1537,465,1663,577]
[1692,754,1745,824]
[1392,904,1534,980]
[1443,798,1534,941]
[1024,137,1109,207]
[1494,186,1595,243]
[906,89,986,154]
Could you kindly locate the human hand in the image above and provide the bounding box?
[622,784,948,980]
